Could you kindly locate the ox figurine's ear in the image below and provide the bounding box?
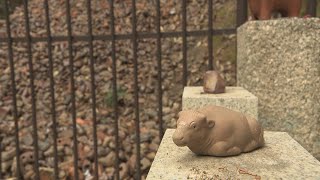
[197,112,206,122]
[207,119,215,128]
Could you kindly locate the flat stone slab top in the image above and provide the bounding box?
[147,129,320,180]
[183,86,258,119]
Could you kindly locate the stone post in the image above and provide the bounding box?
[182,86,258,119]
[237,18,320,159]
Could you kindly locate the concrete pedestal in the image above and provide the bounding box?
[237,18,320,159]
[147,129,320,180]
[182,86,258,119]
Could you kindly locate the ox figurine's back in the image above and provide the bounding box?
[172,106,264,156]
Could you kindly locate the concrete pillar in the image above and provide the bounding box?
[237,18,320,159]
[182,86,258,119]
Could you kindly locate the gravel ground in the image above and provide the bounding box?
[0,0,237,179]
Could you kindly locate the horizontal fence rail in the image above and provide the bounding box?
[0,29,236,43]
[0,0,318,179]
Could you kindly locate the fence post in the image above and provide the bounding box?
[237,0,248,27]
[307,0,317,17]
[0,137,2,179]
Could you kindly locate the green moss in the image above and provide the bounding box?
[222,41,236,64]
[0,0,23,19]
[212,36,223,46]
[212,35,236,62]
[300,0,320,16]
[213,0,236,28]
[104,86,126,108]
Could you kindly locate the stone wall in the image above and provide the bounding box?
[237,18,320,159]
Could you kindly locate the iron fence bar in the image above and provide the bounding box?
[237,0,248,27]
[182,0,187,86]
[207,0,214,70]
[85,0,99,179]
[43,0,59,179]
[155,0,164,138]
[0,29,236,43]
[307,0,317,17]
[109,0,120,179]
[65,0,79,179]
[4,0,22,179]
[0,137,2,179]
[236,0,248,83]
[22,0,40,179]
[131,0,141,179]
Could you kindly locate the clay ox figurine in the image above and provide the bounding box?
[248,0,301,20]
[203,71,226,94]
[172,106,264,156]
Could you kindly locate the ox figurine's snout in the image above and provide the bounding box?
[172,129,187,147]
[172,106,264,156]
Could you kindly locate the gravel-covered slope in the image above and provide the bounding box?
[0,0,237,179]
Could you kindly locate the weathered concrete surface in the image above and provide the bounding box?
[237,18,320,159]
[182,86,258,119]
[147,129,320,180]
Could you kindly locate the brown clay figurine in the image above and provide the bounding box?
[172,106,264,156]
[203,71,226,94]
[248,0,302,20]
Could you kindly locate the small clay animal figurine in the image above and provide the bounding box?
[172,106,264,156]
[248,0,302,20]
[203,71,226,94]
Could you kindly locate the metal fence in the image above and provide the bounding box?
[0,0,318,179]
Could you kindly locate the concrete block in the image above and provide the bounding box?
[182,86,258,119]
[147,129,320,180]
[237,18,320,159]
